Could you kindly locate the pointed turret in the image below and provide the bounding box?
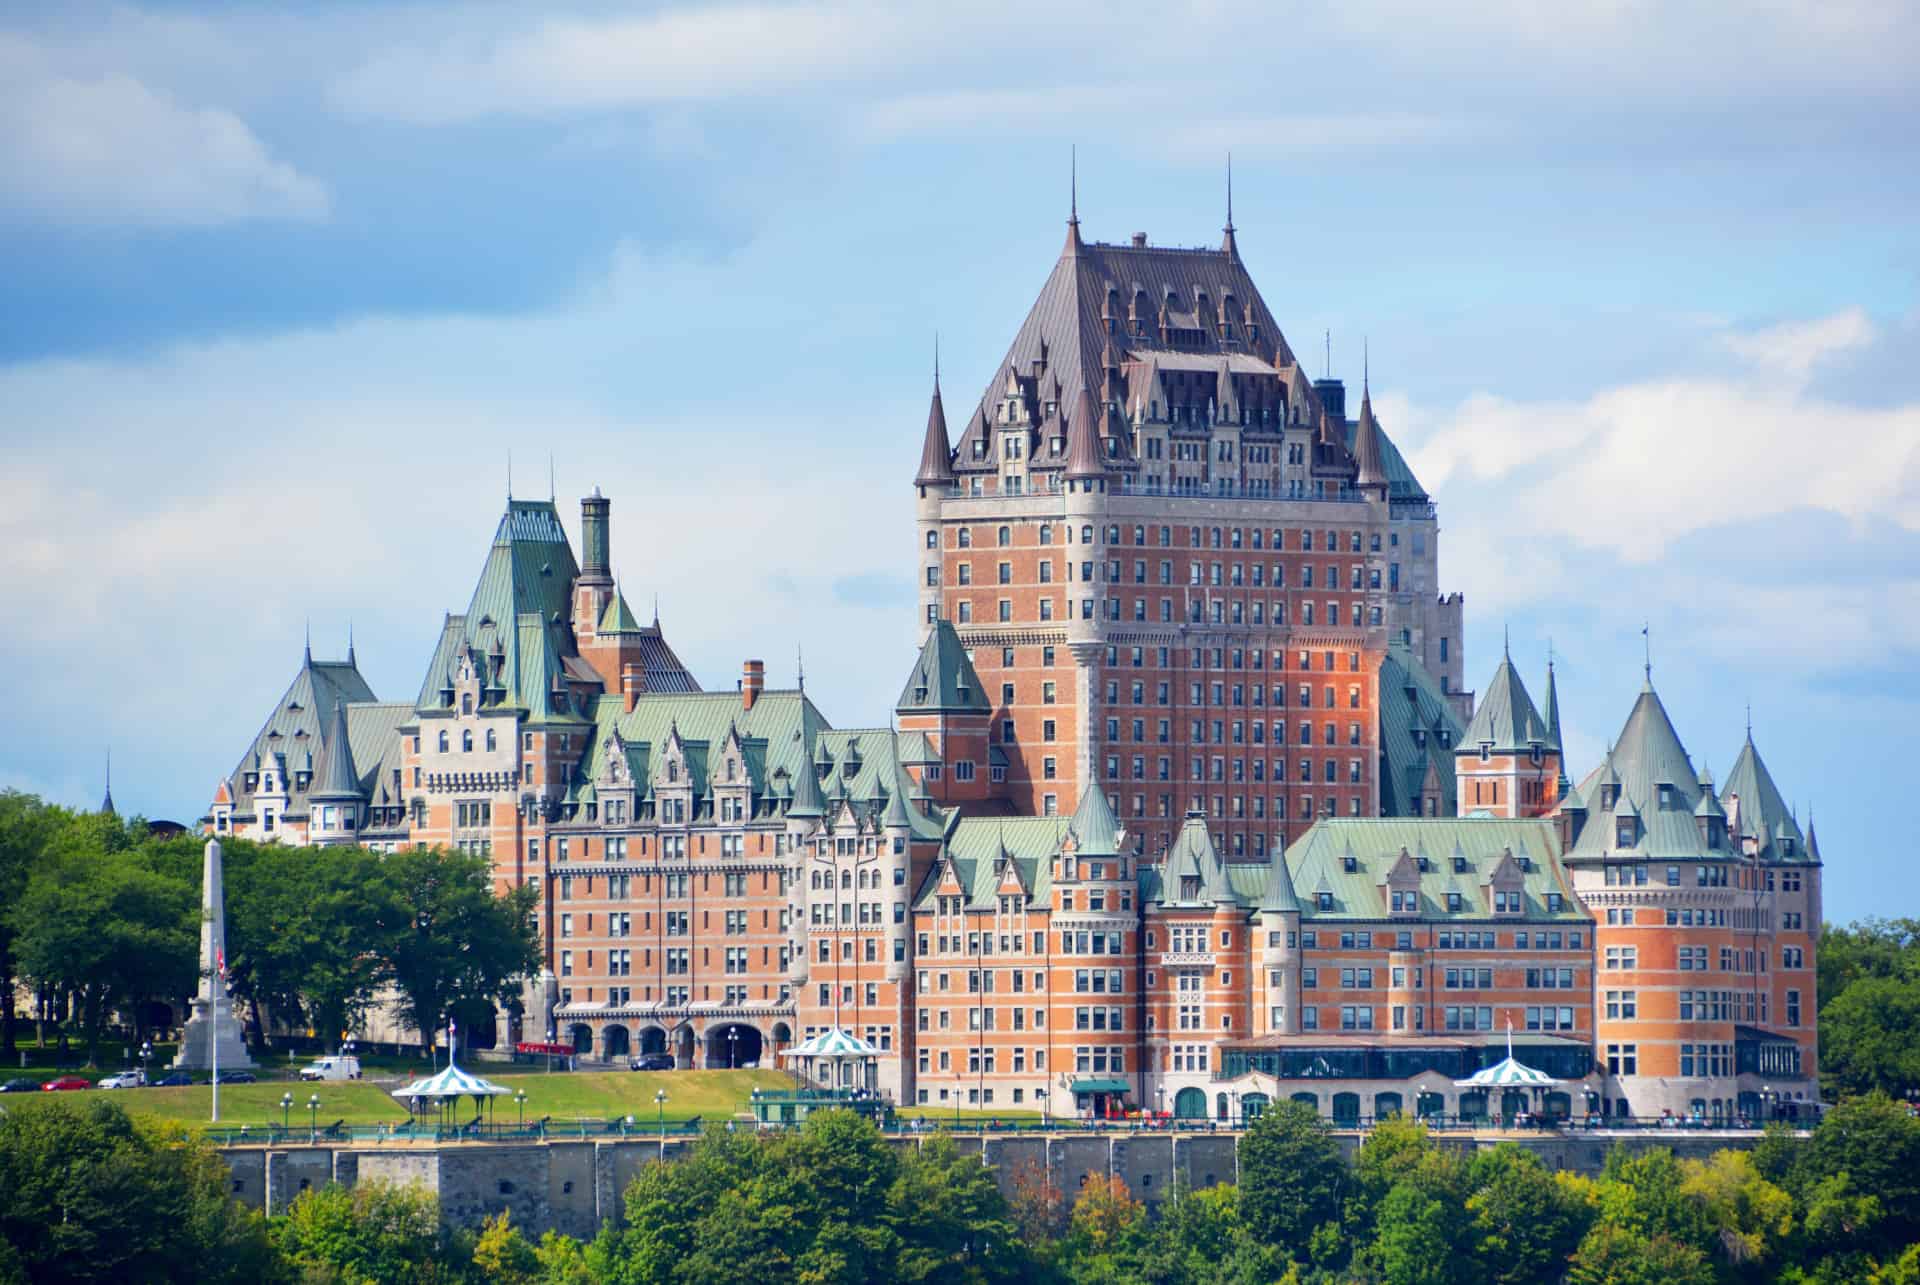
[1064,146,1083,257]
[1068,780,1122,857]
[1351,371,1388,493]
[1063,385,1106,482]
[1542,656,1563,751]
[896,620,990,715]
[914,363,955,488]
[311,699,361,801]
[1722,726,1804,861]
[1259,847,1301,914]
[1221,153,1238,259]
[1462,647,1549,753]
[100,749,115,817]
[598,587,643,636]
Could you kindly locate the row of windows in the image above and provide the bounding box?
[942,522,1402,555]
[947,596,1374,629]
[937,558,1392,593]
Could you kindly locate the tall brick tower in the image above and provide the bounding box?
[915,201,1465,861]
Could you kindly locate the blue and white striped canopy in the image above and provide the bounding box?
[1453,1056,1560,1089]
[781,1028,879,1060]
[391,1062,509,1100]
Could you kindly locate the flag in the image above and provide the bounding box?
[217,948,226,979]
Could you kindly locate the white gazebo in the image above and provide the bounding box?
[392,1021,510,1129]
[1454,1027,1561,1125]
[779,1028,879,1091]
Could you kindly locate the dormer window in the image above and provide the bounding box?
[1341,856,1358,873]
[1452,857,1470,874]
[1616,819,1635,847]
[1446,892,1463,912]
[1316,891,1334,911]
[1479,743,1491,762]
[1547,893,1564,912]
[1181,876,1201,900]
[1659,783,1674,809]
[1530,745,1543,766]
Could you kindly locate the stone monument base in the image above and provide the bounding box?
[173,996,254,1071]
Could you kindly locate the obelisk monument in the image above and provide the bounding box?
[173,837,253,1071]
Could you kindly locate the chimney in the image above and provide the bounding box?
[742,659,764,712]
[580,489,611,579]
[1132,232,1147,247]
[621,662,645,713]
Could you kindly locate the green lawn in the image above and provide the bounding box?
[83,1069,791,1130]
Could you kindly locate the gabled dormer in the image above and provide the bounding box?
[1485,847,1525,916]
[651,724,693,827]
[1382,846,1422,918]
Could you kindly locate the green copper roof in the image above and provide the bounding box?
[223,647,381,815]
[1067,781,1122,856]
[916,815,1071,909]
[1542,662,1563,751]
[896,620,990,715]
[1378,644,1464,818]
[1567,681,1722,861]
[1721,732,1808,862]
[1464,648,1549,752]
[1154,811,1235,906]
[1258,840,1302,913]
[1285,818,1582,921]
[599,588,642,635]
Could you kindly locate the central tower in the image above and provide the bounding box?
[914,202,1466,861]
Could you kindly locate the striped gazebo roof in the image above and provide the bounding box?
[781,1028,879,1060]
[391,1062,509,1100]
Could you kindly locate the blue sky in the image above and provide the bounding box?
[1,2,1915,924]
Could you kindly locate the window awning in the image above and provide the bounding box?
[1070,1078,1129,1095]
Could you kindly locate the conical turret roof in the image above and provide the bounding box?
[1352,384,1387,490]
[787,733,827,819]
[1068,781,1121,856]
[599,588,642,635]
[1722,730,1804,861]
[311,699,362,800]
[896,620,989,715]
[1063,385,1106,481]
[1463,646,1549,753]
[914,372,955,487]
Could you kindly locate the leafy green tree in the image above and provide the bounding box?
[1237,1099,1345,1257]
[1464,1144,1593,1285]
[0,1096,280,1284]
[1057,1174,1147,1285]
[1817,918,1919,1004]
[11,847,195,1066]
[1678,1149,1794,1275]
[1821,976,1920,1099]
[274,1178,454,1285]
[1137,1183,1280,1285]
[372,846,540,1049]
[1566,1222,1715,1285]
[889,1131,1029,1282]
[1801,1093,1920,1255]
[0,791,61,1057]
[1370,1178,1470,1285]
[471,1211,540,1284]
[1348,1113,1444,1232]
[1594,1146,1714,1253]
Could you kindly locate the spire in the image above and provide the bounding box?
[1068,780,1121,856]
[1063,385,1106,481]
[304,620,312,667]
[1543,646,1562,751]
[797,644,805,693]
[1064,144,1083,256]
[787,730,826,819]
[915,336,956,487]
[100,748,115,817]
[347,621,356,668]
[1641,621,1653,690]
[1221,152,1238,258]
[1351,340,1387,491]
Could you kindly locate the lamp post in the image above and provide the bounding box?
[514,1090,527,1128]
[728,1029,738,1069]
[1155,1085,1166,1123]
[139,1040,152,1084]
[623,1113,635,1138]
[1037,1087,1049,1129]
[654,1089,667,1134]
[280,1093,293,1133]
[306,1094,320,1143]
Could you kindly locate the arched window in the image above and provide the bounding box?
[1039,524,1052,545]
[667,761,678,783]
[1081,524,1094,544]
[461,730,473,752]
[840,870,853,890]
[437,731,449,753]
[485,729,496,752]
[461,693,473,715]
[925,530,937,548]
[958,529,971,548]
[997,525,1011,547]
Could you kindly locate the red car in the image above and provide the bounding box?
[42,1076,91,1092]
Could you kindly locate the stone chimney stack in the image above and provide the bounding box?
[742,659,764,712]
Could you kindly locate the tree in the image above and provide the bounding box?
[471,1211,541,1285]
[1594,1146,1714,1253]
[889,1132,1029,1282]
[1058,1174,1147,1284]
[1821,975,1920,1099]
[1369,1179,1469,1285]
[1677,1149,1794,1274]
[11,847,195,1066]
[1801,1093,1920,1255]
[1464,1144,1593,1285]
[371,846,540,1050]
[274,1179,453,1285]
[0,791,61,1057]
[1566,1223,1715,1285]
[1236,1100,1345,1258]
[0,1096,280,1284]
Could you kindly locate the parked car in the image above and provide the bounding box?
[98,1070,147,1089]
[629,1054,674,1071]
[210,1070,256,1084]
[299,1055,362,1082]
[0,1077,40,1093]
[154,1071,194,1087]
[42,1076,90,1091]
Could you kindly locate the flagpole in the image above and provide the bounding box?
[211,949,223,1124]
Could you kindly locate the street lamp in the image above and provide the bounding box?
[654,1089,667,1134]
[623,1113,635,1137]
[728,1029,738,1069]
[1155,1085,1166,1122]
[514,1090,528,1128]
[1037,1088,1049,1129]
[280,1093,293,1133]
[139,1041,152,1083]
[307,1094,320,1142]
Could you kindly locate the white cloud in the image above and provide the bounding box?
[0,35,328,226]
[1721,307,1876,383]
[1401,312,1920,564]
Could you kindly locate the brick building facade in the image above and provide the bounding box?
[204,206,1819,1124]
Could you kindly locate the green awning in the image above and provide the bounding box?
[1070,1078,1129,1095]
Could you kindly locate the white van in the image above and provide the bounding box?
[299,1055,362,1082]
